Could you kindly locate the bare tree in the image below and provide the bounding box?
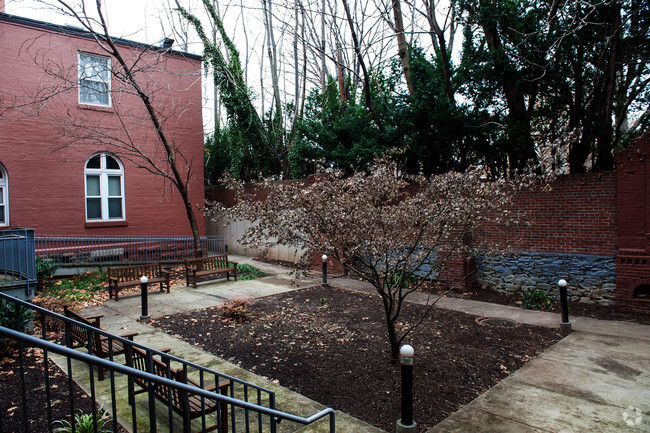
[2,0,206,256]
[219,154,533,363]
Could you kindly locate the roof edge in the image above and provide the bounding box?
[0,12,203,61]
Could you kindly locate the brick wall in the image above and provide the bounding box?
[0,16,205,237]
[475,173,618,256]
[615,134,650,314]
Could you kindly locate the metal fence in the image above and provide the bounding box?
[0,292,336,433]
[0,228,37,298]
[35,235,227,266]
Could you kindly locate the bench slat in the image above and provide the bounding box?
[107,263,170,300]
[184,255,238,288]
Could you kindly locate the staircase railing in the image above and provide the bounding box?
[0,293,336,433]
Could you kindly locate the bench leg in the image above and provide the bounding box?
[220,382,230,432]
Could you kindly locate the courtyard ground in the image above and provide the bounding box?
[2,255,649,432]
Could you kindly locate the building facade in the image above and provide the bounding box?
[0,13,205,238]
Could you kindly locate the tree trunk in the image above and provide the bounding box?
[321,0,327,90]
[392,0,415,95]
[478,0,536,174]
[594,2,620,172]
[336,43,348,103]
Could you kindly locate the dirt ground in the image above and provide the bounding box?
[0,345,127,433]
[152,286,564,432]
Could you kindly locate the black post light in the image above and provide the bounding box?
[140,275,150,322]
[397,344,417,433]
[558,279,572,333]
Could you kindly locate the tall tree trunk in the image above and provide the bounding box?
[392,0,415,95]
[594,1,621,171]
[212,0,220,133]
[336,43,348,102]
[321,0,327,90]
[478,0,536,174]
[263,0,284,122]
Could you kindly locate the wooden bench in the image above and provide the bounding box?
[107,262,171,300]
[63,307,138,381]
[185,255,237,288]
[126,346,231,433]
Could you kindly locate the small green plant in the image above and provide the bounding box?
[52,405,111,433]
[221,297,254,322]
[42,271,107,305]
[237,264,265,281]
[319,297,328,305]
[385,270,418,289]
[521,289,555,310]
[0,299,33,331]
[36,257,58,286]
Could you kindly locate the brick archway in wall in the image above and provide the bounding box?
[615,134,650,314]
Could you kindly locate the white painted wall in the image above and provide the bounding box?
[206,212,304,263]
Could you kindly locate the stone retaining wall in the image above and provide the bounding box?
[476,252,616,305]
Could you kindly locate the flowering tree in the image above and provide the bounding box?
[218,156,531,363]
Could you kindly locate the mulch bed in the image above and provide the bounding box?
[151,286,564,432]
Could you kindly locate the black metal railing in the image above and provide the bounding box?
[0,228,37,298]
[0,293,335,433]
[35,235,227,266]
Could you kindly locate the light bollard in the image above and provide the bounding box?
[396,344,417,433]
[322,254,328,286]
[558,279,572,333]
[140,275,150,322]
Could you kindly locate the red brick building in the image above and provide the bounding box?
[0,13,205,237]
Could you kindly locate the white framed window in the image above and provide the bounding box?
[0,162,8,226]
[84,153,125,222]
[78,52,111,106]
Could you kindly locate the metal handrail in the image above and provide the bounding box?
[0,291,271,392]
[0,292,336,432]
[0,326,335,429]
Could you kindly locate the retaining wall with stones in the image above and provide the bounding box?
[476,252,616,305]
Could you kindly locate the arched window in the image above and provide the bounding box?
[0,162,8,226]
[85,153,125,221]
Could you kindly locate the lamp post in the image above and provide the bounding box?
[558,279,571,333]
[397,344,417,433]
[322,254,328,286]
[140,275,149,322]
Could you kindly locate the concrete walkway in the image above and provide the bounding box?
[75,256,650,432]
[336,276,650,432]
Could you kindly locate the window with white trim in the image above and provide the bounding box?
[85,153,125,222]
[0,163,8,226]
[78,53,111,106]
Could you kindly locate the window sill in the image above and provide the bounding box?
[85,221,128,228]
[79,104,113,113]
